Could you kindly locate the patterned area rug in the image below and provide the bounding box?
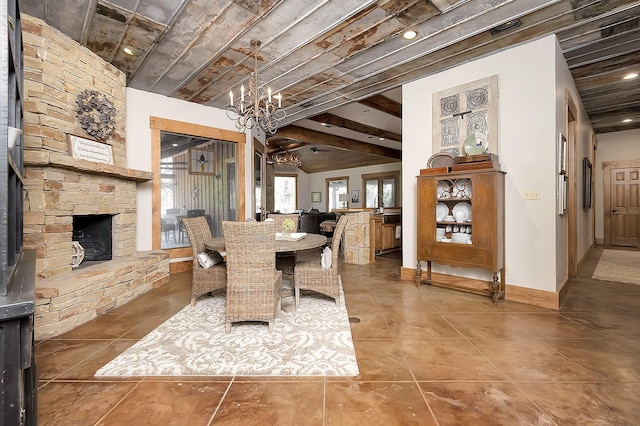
[95,287,358,377]
[592,250,640,286]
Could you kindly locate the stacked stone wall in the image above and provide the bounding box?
[19,15,169,339]
[343,212,372,265]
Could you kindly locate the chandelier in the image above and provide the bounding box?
[226,40,286,134]
[271,150,302,168]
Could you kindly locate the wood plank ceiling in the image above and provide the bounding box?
[20,0,640,173]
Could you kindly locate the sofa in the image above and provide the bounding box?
[299,211,336,236]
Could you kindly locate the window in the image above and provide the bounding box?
[326,177,348,211]
[150,118,245,254]
[363,171,400,208]
[274,174,297,213]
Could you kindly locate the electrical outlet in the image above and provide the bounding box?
[523,190,541,200]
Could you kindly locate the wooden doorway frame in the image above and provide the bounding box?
[150,117,245,261]
[565,90,578,278]
[603,159,640,247]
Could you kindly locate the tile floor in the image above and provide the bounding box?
[36,247,640,425]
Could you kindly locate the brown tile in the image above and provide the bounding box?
[385,312,462,338]
[212,381,323,425]
[349,340,414,381]
[57,339,137,380]
[419,382,554,425]
[482,299,555,313]
[36,339,112,380]
[38,381,137,425]
[518,382,640,425]
[120,312,177,339]
[401,339,505,381]
[56,312,141,339]
[373,293,440,313]
[540,336,640,382]
[500,312,604,338]
[344,293,378,315]
[442,312,532,338]
[561,311,640,336]
[471,338,600,381]
[325,381,436,425]
[348,312,395,339]
[426,291,495,313]
[98,381,228,425]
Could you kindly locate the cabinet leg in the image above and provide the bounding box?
[416,262,422,288]
[491,271,504,305]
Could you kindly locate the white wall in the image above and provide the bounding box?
[402,35,593,293]
[301,162,402,211]
[126,88,251,250]
[594,128,640,241]
[554,39,595,287]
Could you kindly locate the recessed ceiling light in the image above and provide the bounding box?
[123,46,137,55]
[172,143,179,147]
[623,118,633,123]
[403,30,417,40]
[623,73,638,80]
[379,137,385,141]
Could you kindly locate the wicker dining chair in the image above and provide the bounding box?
[294,214,349,308]
[222,220,282,333]
[182,216,227,306]
[267,213,300,275]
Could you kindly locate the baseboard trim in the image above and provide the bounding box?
[169,260,191,274]
[505,284,559,310]
[401,266,560,310]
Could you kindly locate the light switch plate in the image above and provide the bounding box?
[523,190,541,200]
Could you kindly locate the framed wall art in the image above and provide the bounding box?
[351,189,360,204]
[432,75,498,157]
[311,191,321,203]
[188,147,216,175]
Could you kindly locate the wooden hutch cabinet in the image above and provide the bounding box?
[416,168,505,304]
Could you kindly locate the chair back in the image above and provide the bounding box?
[267,213,299,232]
[222,221,277,283]
[181,216,212,268]
[329,215,349,270]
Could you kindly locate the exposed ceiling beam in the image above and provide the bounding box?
[308,112,401,142]
[274,126,401,159]
[358,95,402,118]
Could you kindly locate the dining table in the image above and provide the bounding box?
[204,233,327,254]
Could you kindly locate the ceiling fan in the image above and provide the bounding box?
[310,145,329,153]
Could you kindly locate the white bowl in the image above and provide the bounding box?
[452,233,469,244]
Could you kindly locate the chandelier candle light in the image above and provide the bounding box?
[226,40,286,134]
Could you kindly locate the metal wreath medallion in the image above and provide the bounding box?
[76,89,116,140]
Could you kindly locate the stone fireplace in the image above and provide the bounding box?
[21,15,170,340]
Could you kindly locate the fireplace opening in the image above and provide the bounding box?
[72,214,113,265]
